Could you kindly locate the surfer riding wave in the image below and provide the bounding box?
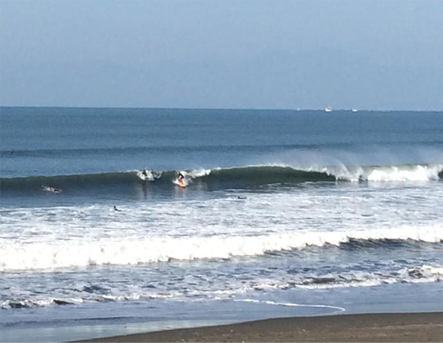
[176,172,186,188]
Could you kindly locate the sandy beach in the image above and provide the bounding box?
[80,312,443,342]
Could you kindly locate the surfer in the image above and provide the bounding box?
[43,186,61,194]
[177,172,186,188]
[113,206,120,211]
[139,169,158,181]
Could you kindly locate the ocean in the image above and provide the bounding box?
[1,107,443,342]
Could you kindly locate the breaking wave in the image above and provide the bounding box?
[1,225,442,272]
[1,163,442,194]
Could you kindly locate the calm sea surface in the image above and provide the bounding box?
[1,107,443,341]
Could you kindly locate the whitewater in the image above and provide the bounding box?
[1,107,443,341]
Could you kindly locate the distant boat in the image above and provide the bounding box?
[325,106,333,112]
[352,108,358,112]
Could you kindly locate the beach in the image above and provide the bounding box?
[81,312,443,342]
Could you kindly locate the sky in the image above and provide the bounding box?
[1,0,442,110]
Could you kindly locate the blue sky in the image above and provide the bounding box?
[1,0,442,110]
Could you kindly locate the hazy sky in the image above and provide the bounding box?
[1,0,442,110]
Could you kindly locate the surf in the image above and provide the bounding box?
[1,224,442,272]
[1,163,442,195]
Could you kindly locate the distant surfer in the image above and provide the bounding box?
[177,172,186,188]
[237,196,247,200]
[42,186,61,194]
[138,169,157,181]
[113,206,120,211]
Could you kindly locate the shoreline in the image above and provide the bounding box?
[79,312,443,342]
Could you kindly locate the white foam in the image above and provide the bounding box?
[0,297,84,310]
[399,265,443,282]
[4,262,442,309]
[367,165,442,182]
[183,169,212,182]
[188,169,212,178]
[316,164,443,182]
[1,225,442,272]
[236,299,345,312]
[136,170,161,181]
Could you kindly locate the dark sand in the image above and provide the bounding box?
[80,312,443,342]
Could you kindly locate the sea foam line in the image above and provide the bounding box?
[236,299,346,313]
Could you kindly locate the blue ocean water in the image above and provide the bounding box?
[1,107,443,341]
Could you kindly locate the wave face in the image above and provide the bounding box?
[1,163,442,194]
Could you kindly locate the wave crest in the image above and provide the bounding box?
[1,164,442,194]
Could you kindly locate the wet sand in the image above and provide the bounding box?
[81,312,443,342]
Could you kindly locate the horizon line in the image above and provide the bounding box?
[1,105,442,112]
